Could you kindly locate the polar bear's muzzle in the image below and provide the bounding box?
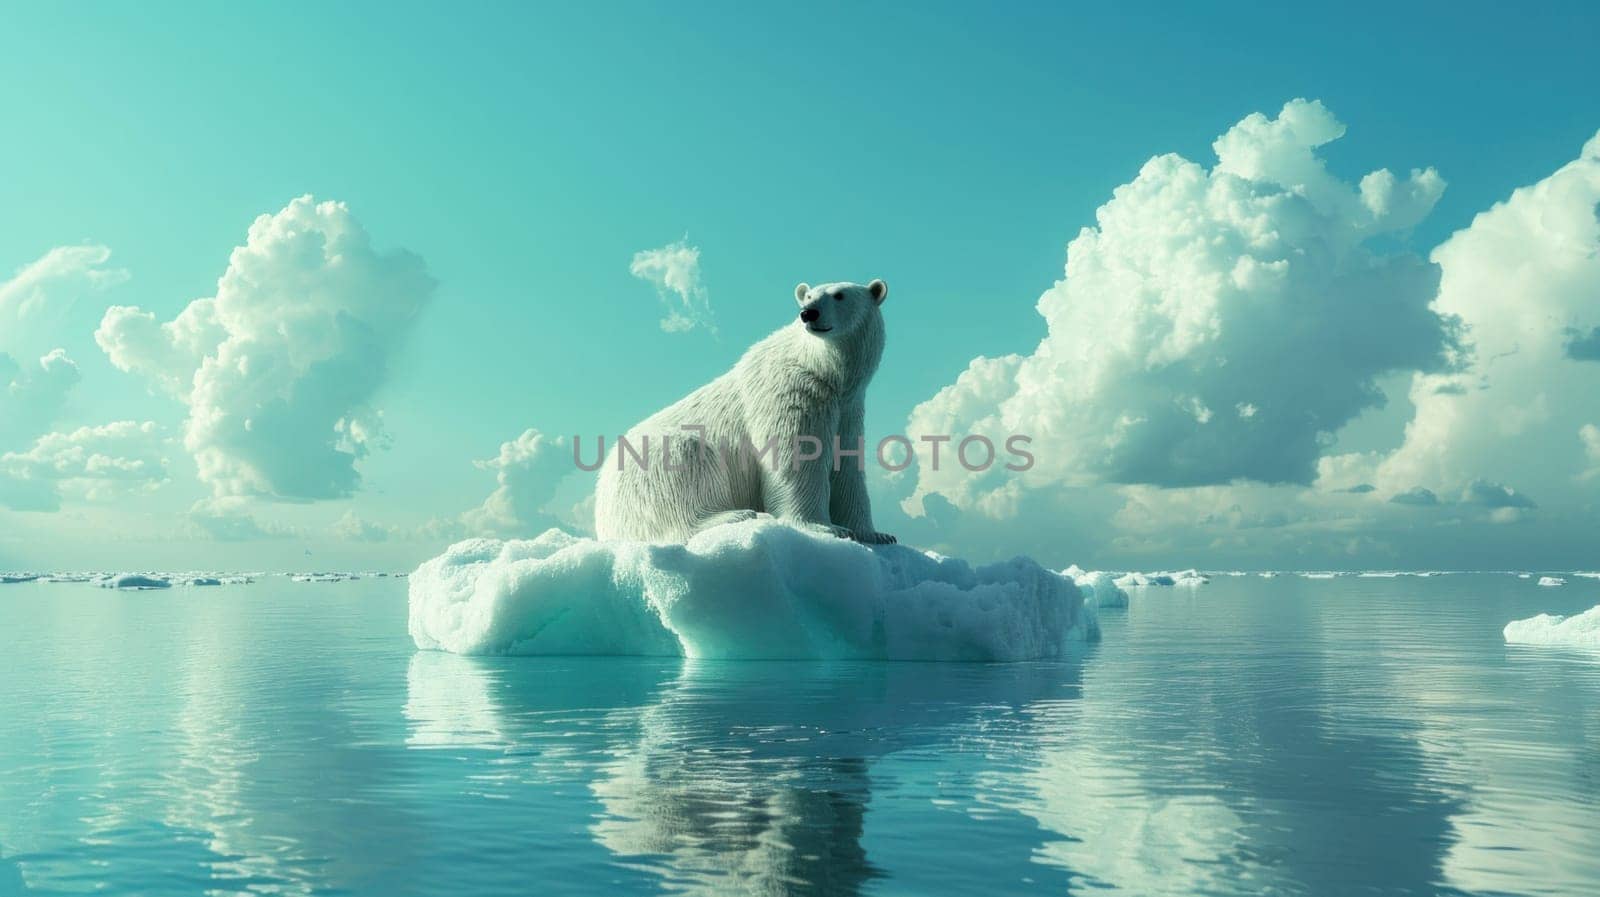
[799,307,833,333]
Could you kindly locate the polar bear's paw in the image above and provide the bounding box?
[852,530,897,545]
[792,522,856,540]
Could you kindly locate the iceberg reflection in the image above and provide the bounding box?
[404,652,1084,895]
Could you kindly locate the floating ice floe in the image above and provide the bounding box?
[1061,565,1130,609]
[1573,572,1600,580]
[1,573,40,584]
[291,572,362,583]
[1504,604,1600,648]
[96,573,172,590]
[1113,569,1209,588]
[1537,576,1566,587]
[409,519,1100,661]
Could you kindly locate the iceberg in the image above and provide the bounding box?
[96,573,171,590]
[1538,576,1566,587]
[1062,565,1130,609]
[1504,605,1600,648]
[408,519,1100,661]
[1113,569,1208,588]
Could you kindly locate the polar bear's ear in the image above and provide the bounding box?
[869,279,888,305]
[794,283,810,305]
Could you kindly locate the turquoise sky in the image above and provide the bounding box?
[3,2,1599,572]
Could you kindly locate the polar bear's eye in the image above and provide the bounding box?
[832,291,844,301]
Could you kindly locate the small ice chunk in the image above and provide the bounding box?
[97,573,171,590]
[1537,576,1566,587]
[1504,604,1600,648]
[409,520,1099,661]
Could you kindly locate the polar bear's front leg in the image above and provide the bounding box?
[829,406,895,544]
[752,402,840,534]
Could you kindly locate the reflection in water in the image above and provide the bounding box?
[985,577,1473,896]
[161,599,426,894]
[405,653,1083,896]
[3,575,1600,895]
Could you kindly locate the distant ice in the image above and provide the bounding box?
[1,573,40,584]
[96,573,171,590]
[1504,604,1600,648]
[409,519,1100,661]
[1113,570,1209,588]
[1062,565,1130,609]
[1538,576,1567,587]
[291,572,361,583]
[1574,572,1600,580]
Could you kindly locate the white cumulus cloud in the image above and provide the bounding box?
[1,420,169,511]
[630,239,715,334]
[96,195,436,501]
[0,349,80,454]
[0,244,128,356]
[905,99,1457,518]
[458,428,573,537]
[1370,132,1600,504]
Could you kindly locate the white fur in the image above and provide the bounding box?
[594,280,894,544]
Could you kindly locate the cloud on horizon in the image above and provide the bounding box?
[457,428,576,537]
[904,100,1459,520]
[1,420,169,511]
[96,195,436,502]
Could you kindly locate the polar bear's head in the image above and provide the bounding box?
[793,280,887,339]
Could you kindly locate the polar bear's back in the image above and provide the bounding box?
[594,363,765,541]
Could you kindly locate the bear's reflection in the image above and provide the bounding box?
[405,652,1082,895]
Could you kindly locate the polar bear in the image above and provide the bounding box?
[594,279,895,544]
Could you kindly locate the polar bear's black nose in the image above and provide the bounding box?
[799,308,820,323]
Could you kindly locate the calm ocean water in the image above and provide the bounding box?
[2,573,1598,896]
